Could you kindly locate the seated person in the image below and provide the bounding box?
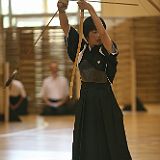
[10,79,28,115]
[0,79,28,122]
[40,62,75,115]
[123,97,147,112]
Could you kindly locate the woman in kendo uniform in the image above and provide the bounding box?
[57,0,132,160]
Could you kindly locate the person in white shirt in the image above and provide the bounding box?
[9,79,28,116]
[0,79,28,122]
[40,62,73,115]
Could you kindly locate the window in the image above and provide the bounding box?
[48,0,78,13]
[1,0,101,28]
[11,0,44,14]
[1,0,9,14]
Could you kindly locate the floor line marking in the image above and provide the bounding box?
[0,122,48,137]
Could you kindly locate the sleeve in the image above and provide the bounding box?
[101,41,119,83]
[39,80,46,98]
[19,83,26,98]
[66,26,86,62]
[101,41,119,57]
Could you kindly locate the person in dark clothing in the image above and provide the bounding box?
[123,97,147,112]
[0,79,28,122]
[57,0,132,160]
[9,80,28,115]
[9,79,28,121]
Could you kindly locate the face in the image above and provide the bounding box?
[50,63,58,76]
[87,30,101,47]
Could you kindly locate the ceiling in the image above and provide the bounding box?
[101,0,160,17]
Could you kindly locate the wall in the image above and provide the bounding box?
[107,16,160,104]
[4,17,160,113]
[102,0,160,17]
[0,16,5,113]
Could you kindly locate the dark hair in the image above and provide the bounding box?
[83,16,106,40]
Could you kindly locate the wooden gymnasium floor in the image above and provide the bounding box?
[0,104,160,160]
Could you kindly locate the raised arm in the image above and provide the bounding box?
[57,0,70,36]
[77,1,113,52]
